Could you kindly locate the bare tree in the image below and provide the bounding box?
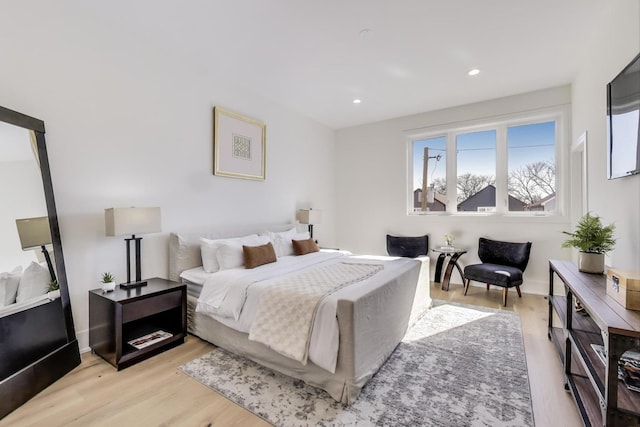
[457,173,495,202]
[417,161,555,206]
[508,161,555,205]
[432,177,447,195]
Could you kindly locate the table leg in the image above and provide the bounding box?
[434,253,446,283]
[452,252,465,283]
[442,252,465,291]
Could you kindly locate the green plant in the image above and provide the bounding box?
[101,272,115,283]
[562,213,616,254]
[49,280,59,291]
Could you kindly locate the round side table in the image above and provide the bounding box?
[432,247,467,291]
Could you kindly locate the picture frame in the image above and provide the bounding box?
[213,107,266,180]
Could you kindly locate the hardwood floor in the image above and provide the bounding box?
[2,282,581,426]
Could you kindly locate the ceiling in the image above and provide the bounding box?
[74,1,604,130]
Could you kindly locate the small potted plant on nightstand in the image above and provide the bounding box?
[101,272,116,293]
[562,212,616,274]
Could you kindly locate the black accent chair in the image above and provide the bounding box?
[386,234,429,258]
[463,237,532,306]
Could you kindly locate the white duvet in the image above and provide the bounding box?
[190,251,415,373]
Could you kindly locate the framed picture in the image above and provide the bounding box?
[213,107,266,180]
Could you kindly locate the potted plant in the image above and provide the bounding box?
[101,272,116,292]
[562,213,616,274]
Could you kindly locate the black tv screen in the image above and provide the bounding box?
[607,52,640,179]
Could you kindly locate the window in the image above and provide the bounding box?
[412,136,446,212]
[456,130,496,212]
[507,122,556,212]
[409,109,563,216]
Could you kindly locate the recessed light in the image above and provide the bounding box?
[359,28,373,38]
[353,99,362,104]
[468,68,480,76]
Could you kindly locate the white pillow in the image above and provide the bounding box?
[267,227,296,256]
[16,261,50,303]
[0,265,22,307]
[217,235,271,270]
[269,228,310,256]
[200,234,259,273]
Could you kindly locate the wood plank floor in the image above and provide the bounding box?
[2,282,581,426]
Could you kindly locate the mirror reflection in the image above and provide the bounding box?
[0,121,57,316]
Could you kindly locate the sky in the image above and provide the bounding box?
[413,121,555,189]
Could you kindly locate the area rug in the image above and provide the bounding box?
[179,301,534,426]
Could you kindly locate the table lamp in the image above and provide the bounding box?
[105,207,161,289]
[15,216,56,283]
[297,208,321,240]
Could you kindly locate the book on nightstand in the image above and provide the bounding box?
[128,330,173,350]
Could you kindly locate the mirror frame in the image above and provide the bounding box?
[0,105,80,419]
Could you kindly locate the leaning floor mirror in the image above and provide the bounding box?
[0,105,80,418]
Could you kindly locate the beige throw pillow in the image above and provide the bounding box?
[243,242,277,269]
[292,238,320,256]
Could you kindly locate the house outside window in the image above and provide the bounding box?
[408,107,565,216]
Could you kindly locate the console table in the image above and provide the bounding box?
[548,260,640,426]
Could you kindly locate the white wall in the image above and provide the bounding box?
[571,0,640,273]
[0,3,336,350]
[334,0,640,294]
[335,87,572,295]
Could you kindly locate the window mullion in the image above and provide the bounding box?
[446,131,457,213]
[495,125,508,213]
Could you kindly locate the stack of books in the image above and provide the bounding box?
[619,349,640,393]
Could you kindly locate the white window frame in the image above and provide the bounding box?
[406,105,569,218]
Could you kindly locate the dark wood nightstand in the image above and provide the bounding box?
[89,277,186,370]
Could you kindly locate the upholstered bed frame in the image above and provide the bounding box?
[168,224,431,404]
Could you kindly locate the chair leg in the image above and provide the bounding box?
[486,283,490,291]
[516,285,522,298]
[464,279,470,296]
[503,288,508,306]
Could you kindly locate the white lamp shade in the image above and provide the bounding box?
[297,209,322,225]
[105,207,161,237]
[15,216,52,250]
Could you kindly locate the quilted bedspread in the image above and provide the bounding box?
[248,262,383,363]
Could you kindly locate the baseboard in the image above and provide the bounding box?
[76,328,90,353]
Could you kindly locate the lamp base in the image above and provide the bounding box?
[119,280,148,289]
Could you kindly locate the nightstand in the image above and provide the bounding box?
[89,277,186,370]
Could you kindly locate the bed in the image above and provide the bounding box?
[1,261,59,319]
[168,224,431,404]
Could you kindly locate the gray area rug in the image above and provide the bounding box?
[179,301,534,426]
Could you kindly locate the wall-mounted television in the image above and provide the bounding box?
[607,52,640,179]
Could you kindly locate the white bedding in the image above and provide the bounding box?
[186,251,416,373]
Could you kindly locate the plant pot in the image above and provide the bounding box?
[101,281,116,293]
[578,252,605,274]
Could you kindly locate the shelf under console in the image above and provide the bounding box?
[548,260,640,427]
